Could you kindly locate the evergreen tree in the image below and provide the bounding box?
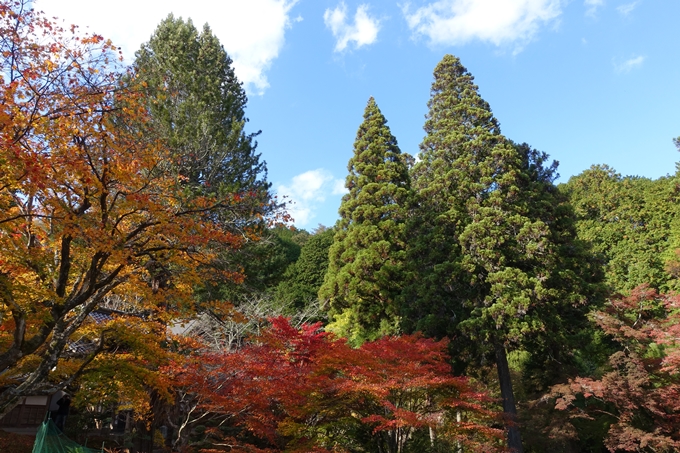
[319,98,412,345]
[275,226,334,311]
[404,55,600,452]
[134,15,269,200]
[563,166,680,293]
[199,226,309,305]
[133,16,279,309]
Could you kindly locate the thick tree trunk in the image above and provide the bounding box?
[494,341,523,453]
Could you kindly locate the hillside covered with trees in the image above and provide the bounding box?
[1,1,679,452]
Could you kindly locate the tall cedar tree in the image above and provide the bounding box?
[134,16,279,310]
[134,15,270,205]
[404,55,600,452]
[320,98,411,345]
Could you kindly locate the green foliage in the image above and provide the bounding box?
[401,55,603,452]
[320,98,412,345]
[134,15,284,308]
[199,226,309,305]
[275,227,334,311]
[562,165,680,293]
[403,55,598,355]
[134,14,269,200]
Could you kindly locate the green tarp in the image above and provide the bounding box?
[32,420,102,453]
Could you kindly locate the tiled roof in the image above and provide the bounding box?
[89,311,114,324]
[67,340,94,355]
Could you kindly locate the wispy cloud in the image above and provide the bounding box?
[617,1,639,16]
[402,0,563,52]
[35,0,300,95]
[324,2,381,52]
[584,0,605,17]
[277,170,347,227]
[613,55,645,73]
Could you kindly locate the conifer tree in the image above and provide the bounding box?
[134,15,269,200]
[404,55,600,452]
[276,227,334,310]
[320,98,412,345]
[134,16,277,308]
[564,166,679,293]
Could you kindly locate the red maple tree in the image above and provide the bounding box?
[169,317,504,452]
[551,285,680,452]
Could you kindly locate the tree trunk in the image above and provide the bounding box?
[456,410,462,453]
[494,340,523,453]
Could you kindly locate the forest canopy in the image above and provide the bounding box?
[1,2,679,453]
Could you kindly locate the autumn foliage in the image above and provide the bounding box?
[551,285,680,452]
[0,0,258,415]
[5,1,680,452]
[169,317,504,453]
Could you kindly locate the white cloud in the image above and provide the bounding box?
[332,179,348,195]
[613,55,645,73]
[34,0,299,95]
[277,170,346,227]
[402,0,563,51]
[324,2,381,52]
[584,0,604,17]
[617,1,639,16]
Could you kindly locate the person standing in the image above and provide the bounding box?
[54,394,71,431]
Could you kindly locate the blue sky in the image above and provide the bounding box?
[37,1,680,229]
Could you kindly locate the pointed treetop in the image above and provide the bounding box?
[425,53,501,141]
[320,96,412,345]
[339,96,410,225]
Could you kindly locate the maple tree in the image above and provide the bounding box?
[0,0,260,417]
[171,317,504,453]
[551,285,680,452]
